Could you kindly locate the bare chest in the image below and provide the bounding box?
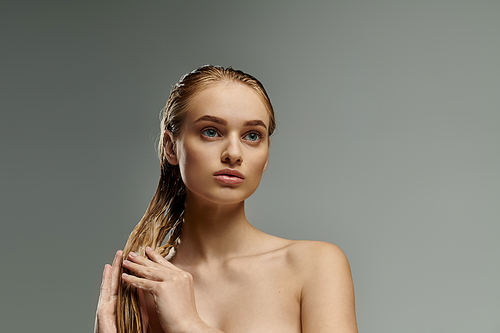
[194,262,302,333]
[146,254,302,333]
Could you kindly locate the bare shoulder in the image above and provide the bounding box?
[284,240,358,332]
[286,240,346,256]
[256,235,350,274]
[254,234,352,286]
[241,234,357,331]
[285,240,351,274]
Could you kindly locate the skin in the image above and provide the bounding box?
[95,250,122,333]
[95,82,358,333]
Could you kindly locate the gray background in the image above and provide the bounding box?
[1,0,498,332]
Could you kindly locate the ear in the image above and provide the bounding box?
[164,130,179,165]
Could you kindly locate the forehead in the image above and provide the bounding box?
[185,82,270,125]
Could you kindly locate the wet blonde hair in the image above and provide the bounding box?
[117,65,276,333]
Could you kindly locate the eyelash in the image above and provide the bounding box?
[201,127,220,138]
[243,131,263,142]
[201,127,264,142]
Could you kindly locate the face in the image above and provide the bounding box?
[166,82,270,206]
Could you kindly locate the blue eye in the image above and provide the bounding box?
[202,128,218,138]
[244,132,261,142]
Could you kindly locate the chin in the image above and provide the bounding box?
[187,186,258,206]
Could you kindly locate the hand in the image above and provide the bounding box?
[95,250,122,333]
[122,247,209,333]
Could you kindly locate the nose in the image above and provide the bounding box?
[221,135,243,165]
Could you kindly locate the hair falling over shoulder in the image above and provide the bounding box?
[117,162,185,333]
[116,65,276,332]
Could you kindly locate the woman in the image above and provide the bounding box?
[95,65,358,333]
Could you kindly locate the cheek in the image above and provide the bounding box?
[249,150,269,178]
[178,143,213,182]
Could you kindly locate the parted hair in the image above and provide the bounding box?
[117,65,276,333]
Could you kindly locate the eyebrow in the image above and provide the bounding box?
[243,119,267,130]
[194,115,267,130]
[194,115,226,125]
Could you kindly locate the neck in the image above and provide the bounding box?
[175,192,260,264]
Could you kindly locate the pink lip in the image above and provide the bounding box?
[213,169,245,185]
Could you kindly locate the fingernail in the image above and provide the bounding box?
[129,252,137,258]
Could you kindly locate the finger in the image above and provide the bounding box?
[101,264,111,289]
[110,250,123,296]
[145,246,182,271]
[99,264,112,302]
[122,272,155,291]
[127,251,156,268]
[122,259,162,281]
